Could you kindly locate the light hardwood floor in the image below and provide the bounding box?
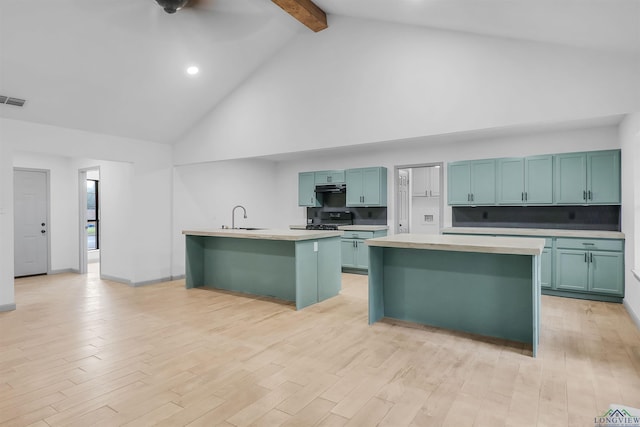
[1,267,639,426]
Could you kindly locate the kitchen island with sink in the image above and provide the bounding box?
[367,233,545,356]
[182,229,343,310]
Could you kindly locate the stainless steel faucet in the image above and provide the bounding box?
[232,205,247,229]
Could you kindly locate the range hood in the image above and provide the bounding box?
[315,183,346,193]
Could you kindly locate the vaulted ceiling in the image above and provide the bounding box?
[1,0,638,144]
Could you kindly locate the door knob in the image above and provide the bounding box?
[41,222,46,226]
[41,230,46,234]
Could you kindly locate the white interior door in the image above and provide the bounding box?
[14,169,49,277]
[397,169,410,233]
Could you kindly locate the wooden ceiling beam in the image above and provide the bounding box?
[271,0,328,32]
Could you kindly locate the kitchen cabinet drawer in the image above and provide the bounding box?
[342,231,374,239]
[315,170,345,185]
[555,238,623,252]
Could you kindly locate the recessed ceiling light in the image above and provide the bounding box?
[186,66,199,76]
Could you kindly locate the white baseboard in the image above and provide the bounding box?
[623,299,640,331]
[132,277,172,287]
[49,268,79,275]
[100,274,132,286]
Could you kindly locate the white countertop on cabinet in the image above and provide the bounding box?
[183,229,343,241]
[367,233,545,256]
[442,227,624,239]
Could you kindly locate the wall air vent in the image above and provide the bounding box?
[1,95,26,107]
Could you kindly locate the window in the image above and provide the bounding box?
[87,179,99,250]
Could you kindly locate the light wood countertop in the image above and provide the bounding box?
[442,227,624,239]
[289,225,388,231]
[366,233,545,255]
[183,229,343,241]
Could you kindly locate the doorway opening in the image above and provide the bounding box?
[395,163,444,235]
[79,167,100,275]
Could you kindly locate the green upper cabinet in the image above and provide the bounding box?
[298,172,322,207]
[315,170,345,185]
[346,167,387,207]
[554,150,620,205]
[447,160,495,205]
[588,150,621,204]
[526,155,554,204]
[497,155,553,205]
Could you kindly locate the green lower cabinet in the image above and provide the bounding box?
[540,248,552,289]
[555,249,590,292]
[443,231,624,302]
[589,251,624,295]
[341,239,368,269]
[554,249,624,297]
[341,240,356,268]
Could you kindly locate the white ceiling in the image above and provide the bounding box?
[1,0,638,145]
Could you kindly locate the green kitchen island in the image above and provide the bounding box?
[367,234,545,356]
[183,229,343,310]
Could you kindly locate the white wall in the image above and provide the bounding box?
[620,112,640,326]
[0,137,15,310]
[171,159,279,277]
[174,15,640,164]
[0,118,173,287]
[273,125,621,230]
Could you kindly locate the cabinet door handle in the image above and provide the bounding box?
[522,192,524,201]
[467,194,470,202]
[584,252,588,263]
[590,253,593,263]
[525,192,528,201]
[583,190,587,201]
[588,190,592,200]
[471,194,474,202]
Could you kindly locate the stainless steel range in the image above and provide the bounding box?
[306,211,353,230]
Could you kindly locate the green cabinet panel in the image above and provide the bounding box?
[341,239,370,269]
[346,167,387,207]
[447,160,495,205]
[554,150,620,205]
[470,160,496,204]
[497,155,553,205]
[447,162,472,205]
[298,172,321,207]
[317,237,343,301]
[525,155,554,204]
[341,240,356,268]
[555,249,589,291]
[554,152,587,204]
[541,248,552,289]
[589,251,624,295]
[355,240,369,269]
[587,151,620,204]
[497,158,525,204]
[315,170,345,185]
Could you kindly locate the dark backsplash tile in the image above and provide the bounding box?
[452,205,620,231]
